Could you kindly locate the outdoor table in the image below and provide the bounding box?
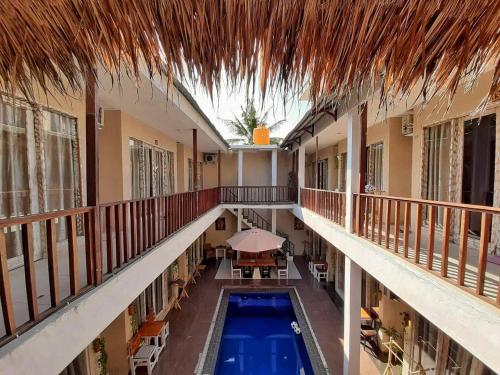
[237,259,276,268]
[360,307,373,326]
[138,321,168,355]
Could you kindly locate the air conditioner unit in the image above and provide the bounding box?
[401,113,414,136]
[203,153,217,164]
[97,107,104,130]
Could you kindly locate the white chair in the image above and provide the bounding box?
[129,335,158,375]
[314,263,328,282]
[143,321,170,355]
[231,260,242,278]
[278,260,289,279]
[308,261,314,273]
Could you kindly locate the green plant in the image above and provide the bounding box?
[130,314,139,334]
[96,338,108,375]
[222,99,284,145]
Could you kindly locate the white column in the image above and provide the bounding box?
[345,108,361,233]
[238,149,244,186]
[297,145,306,204]
[271,209,277,234]
[271,148,278,186]
[343,256,362,375]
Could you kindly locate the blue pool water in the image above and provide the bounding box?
[214,292,315,375]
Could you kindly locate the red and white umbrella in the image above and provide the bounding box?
[226,228,285,253]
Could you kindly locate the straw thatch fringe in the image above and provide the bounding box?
[0,0,499,104]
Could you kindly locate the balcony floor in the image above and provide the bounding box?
[154,257,383,375]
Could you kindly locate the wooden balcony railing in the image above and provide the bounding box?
[353,193,500,305]
[0,187,219,346]
[300,188,346,226]
[220,186,298,204]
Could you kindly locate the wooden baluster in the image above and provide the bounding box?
[0,230,16,334]
[377,198,383,245]
[355,195,362,235]
[66,215,79,295]
[364,197,370,238]
[22,223,38,321]
[351,194,357,234]
[46,219,60,307]
[394,201,401,253]
[115,204,122,268]
[83,211,95,286]
[402,202,411,258]
[370,197,376,241]
[143,200,148,249]
[414,204,422,264]
[476,212,491,296]
[137,201,142,254]
[385,200,391,249]
[457,210,469,286]
[122,203,129,263]
[150,199,155,246]
[105,206,114,273]
[427,206,436,270]
[152,199,157,244]
[440,207,451,277]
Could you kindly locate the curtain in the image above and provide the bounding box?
[130,139,174,198]
[41,110,81,240]
[0,102,31,258]
[367,142,383,192]
[422,123,451,225]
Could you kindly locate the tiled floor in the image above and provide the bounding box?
[154,257,382,374]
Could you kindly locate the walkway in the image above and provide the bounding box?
[153,257,382,374]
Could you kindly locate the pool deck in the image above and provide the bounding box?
[153,257,382,375]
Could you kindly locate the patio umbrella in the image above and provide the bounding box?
[226,228,285,253]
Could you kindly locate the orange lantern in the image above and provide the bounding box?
[253,124,270,145]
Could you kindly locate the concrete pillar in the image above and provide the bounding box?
[271,149,278,186]
[345,107,361,233]
[237,208,242,232]
[271,209,277,234]
[343,257,362,375]
[238,149,243,186]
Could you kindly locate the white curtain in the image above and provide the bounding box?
[130,138,174,198]
[422,123,451,225]
[0,102,31,258]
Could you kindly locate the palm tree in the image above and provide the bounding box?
[223,100,285,145]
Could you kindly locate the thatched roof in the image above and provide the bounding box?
[1,1,499,104]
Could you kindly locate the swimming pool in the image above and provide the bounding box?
[199,289,328,375]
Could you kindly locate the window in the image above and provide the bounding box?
[422,123,451,224]
[129,138,174,199]
[367,142,383,192]
[144,274,164,317]
[0,100,82,262]
[317,159,328,189]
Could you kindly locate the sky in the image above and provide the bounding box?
[184,80,311,142]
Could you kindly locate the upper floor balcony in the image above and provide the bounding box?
[299,187,500,307]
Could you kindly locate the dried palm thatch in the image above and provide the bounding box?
[0,0,499,104]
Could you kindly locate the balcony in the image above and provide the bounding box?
[299,187,500,307]
[0,185,300,347]
[0,188,220,347]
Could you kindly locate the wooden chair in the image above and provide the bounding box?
[129,334,158,375]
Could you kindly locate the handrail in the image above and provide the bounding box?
[0,187,220,347]
[355,192,500,215]
[0,206,93,227]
